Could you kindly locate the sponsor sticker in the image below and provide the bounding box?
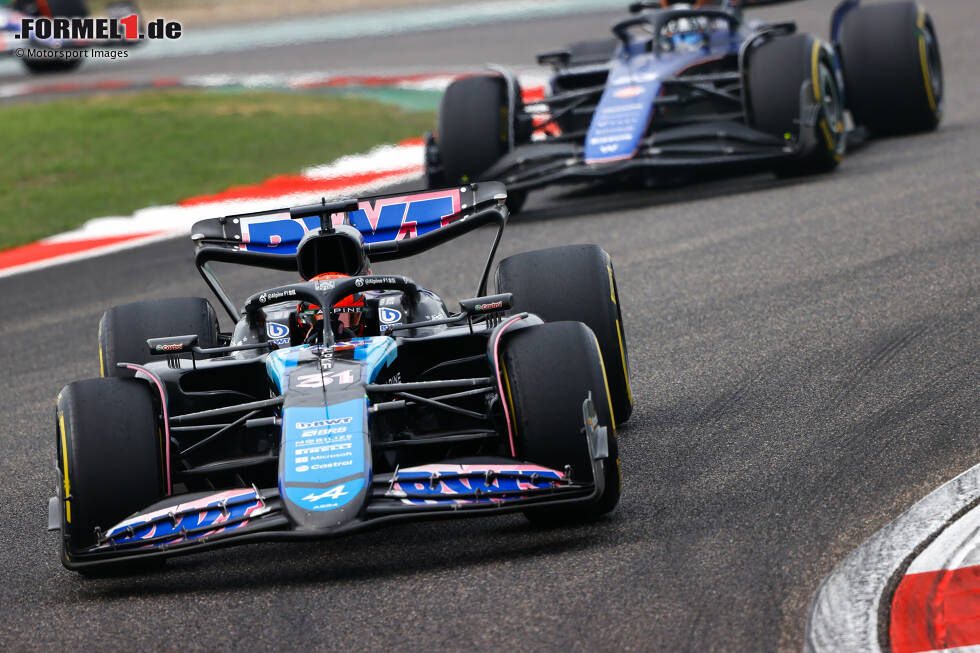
[614,85,644,99]
[266,322,290,344]
[258,289,296,304]
[296,416,353,430]
[294,369,356,388]
[379,307,402,324]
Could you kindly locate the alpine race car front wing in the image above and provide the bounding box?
[52,473,600,570]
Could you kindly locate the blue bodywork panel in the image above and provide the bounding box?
[239,189,462,254]
[271,337,396,529]
[583,24,743,164]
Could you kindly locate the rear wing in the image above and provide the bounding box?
[190,183,510,320]
[627,0,804,11]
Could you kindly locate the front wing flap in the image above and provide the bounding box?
[57,462,599,569]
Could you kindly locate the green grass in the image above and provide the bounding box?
[0,89,434,250]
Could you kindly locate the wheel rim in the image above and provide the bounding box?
[818,62,845,151]
[921,23,944,111]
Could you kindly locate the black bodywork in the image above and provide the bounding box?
[52,183,610,569]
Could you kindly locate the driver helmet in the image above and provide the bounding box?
[658,0,716,50]
[297,272,365,341]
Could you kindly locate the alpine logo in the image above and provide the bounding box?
[301,484,349,503]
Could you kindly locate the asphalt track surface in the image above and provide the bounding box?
[1,1,977,650]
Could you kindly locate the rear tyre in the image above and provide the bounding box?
[838,1,942,135]
[496,244,632,424]
[56,377,163,558]
[436,74,514,185]
[746,33,844,176]
[501,322,621,523]
[98,297,220,377]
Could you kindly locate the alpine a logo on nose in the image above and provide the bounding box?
[302,484,349,503]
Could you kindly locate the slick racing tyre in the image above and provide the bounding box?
[746,33,844,175]
[838,1,942,134]
[98,297,220,377]
[437,74,510,185]
[496,244,632,424]
[500,321,621,523]
[435,74,528,213]
[56,377,163,557]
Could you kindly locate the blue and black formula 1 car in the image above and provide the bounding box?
[425,0,944,211]
[49,183,633,572]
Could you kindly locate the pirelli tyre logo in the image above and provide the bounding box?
[15,15,182,41]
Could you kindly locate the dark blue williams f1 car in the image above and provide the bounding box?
[425,0,944,211]
[49,183,633,572]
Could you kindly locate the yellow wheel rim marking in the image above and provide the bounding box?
[917,8,938,113]
[811,40,840,153]
[819,119,836,152]
[606,263,632,408]
[591,332,616,434]
[58,411,71,523]
[616,319,633,407]
[811,40,822,103]
[97,319,105,377]
[606,264,616,305]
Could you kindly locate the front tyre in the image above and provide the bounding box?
[501,321,621,523]
[838,1,942,135]
[746,33,845,176]
[496,244,632,424]
[436,74,512,186]
[56,377,163,560]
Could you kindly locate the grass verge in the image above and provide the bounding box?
[0,89,434,250]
